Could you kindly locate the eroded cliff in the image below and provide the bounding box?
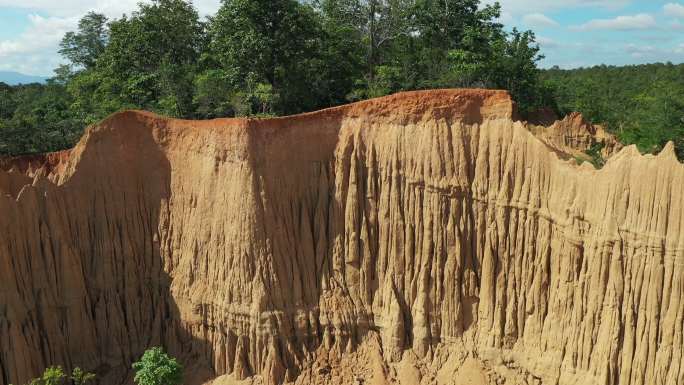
[1,89,682,385]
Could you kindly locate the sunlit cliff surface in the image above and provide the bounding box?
[1,89,682,385]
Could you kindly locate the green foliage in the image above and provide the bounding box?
[59,12,108,69]
[29,367,65,385]
[0,0,544,155]
[442,26,546,115]
[132,347,183,385]
[3,0,680,162]
[207,0,328,115]
[97,0,204,117]
[581,142,606,169]
[314,0,366,103]
[192,69,235,118]
[19,366,94,385]
[573,142,606,169]
[412,0,506,87]
[542,63,684,159]
[0,82,83,155]
[70,367,95,385]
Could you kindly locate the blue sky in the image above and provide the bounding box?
[0,0,682,76]
[487,0,684,68]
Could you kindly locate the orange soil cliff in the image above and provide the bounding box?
[0,89,682,385]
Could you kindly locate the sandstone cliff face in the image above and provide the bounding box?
[529,112,623,160]
[0,89,682,385]
[0,150,71,177]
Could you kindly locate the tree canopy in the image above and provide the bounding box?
[0,0,681,161]
[542,63,684,159]
[58,12,108,70]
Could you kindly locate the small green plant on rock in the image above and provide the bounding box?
[70,367,95,385]
[28,366,64,385]
[585,142,606,168]
[18,366,94,385]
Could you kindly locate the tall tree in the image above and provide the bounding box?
[97,0,204,117]
[59,12,109,70]
[313,0,366,103]
[363,0,413,83]
[489,28,545,114]
[318,0,413,94]
[207,0,325,115]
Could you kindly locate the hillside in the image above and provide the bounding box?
[1,89,682,385]
[541,62,684,159]
[0,71,47,86]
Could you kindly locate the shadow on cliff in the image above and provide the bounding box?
[4,112,218,385]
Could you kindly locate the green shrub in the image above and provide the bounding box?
[18,366,94,385]
[132,347,183,385]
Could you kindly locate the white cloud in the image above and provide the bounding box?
[537,36,559,48]
[522,13,559,28]
[572,14,657,30]
[0,0,134,18]
[574,42,601,54]
[0,0,680,75]
[622,43,684,59]
[482,0,629,16]
[0,0,221,18]
[664,3,684,18]
[497,11,515,25]
[0,1,222,75]
[624,44,657,58]
[0,14,78,75]
[640,34,675,43]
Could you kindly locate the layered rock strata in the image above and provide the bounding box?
[0,89,682,385]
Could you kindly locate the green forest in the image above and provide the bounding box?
[542,63,684,159]
[0,0,682,160]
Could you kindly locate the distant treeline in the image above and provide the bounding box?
[0,0,682,161]
[542,63,684,159]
